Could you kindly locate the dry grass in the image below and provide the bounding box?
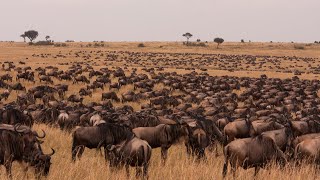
[1,124,319,180]
[1,42,320,179]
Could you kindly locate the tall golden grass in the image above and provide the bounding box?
[1,123,318,180]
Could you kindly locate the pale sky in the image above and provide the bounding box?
[1,0,319,42]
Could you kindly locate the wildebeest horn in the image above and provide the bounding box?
[48,148,55,156]
[14,123,25,133]
[34,129,46,138]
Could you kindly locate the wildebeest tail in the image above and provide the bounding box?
[222,146,230,178]
[142,143,151,165]
[222,131,228,147]
[294,143,302,163]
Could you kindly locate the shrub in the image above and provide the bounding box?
[65,40,75,42]
[138,43,145,47]
[294,44,305,50]
[198,42,206,47]
[54,43,67,47]
[241,39,245,43]
[185,42,207,47]
[29,41,54,46]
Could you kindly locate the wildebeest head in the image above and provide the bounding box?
[106,143,124,168]
[14,124,54,177]
[33,148,55,177]
[165,123,189,143]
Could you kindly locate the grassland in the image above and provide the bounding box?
[0,42,320,179]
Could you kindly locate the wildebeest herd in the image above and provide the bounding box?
[1,49,320,179]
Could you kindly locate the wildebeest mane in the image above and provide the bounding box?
[0,129,24,161]
[98,123,133,144]
[164,124,183,143]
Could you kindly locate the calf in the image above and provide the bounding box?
[107,136,152,179]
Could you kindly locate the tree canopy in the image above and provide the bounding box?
[182,32,193,44]
[23,30,39,42]
[214,37,224,48]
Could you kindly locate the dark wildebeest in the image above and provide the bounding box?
[101,92,120,102]
[133,124,188,163]
[0,124,55,179]
[0,106,33,127]
[71,123,133,161]
[185,127,210,160]
[107,136,152,179]
[222,135,286,178]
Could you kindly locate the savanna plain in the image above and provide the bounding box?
[0,42,320,180]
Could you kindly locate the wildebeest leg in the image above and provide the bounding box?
[222,160,228,178]
[143,163,149,180]
[161,146,169,164]
[254,166,260,177]
[4,154,13,179]
[135,166,142,178]
[208,141,219,157]
[77,146,85,159]
[185,142,191,156]
[104,147,109,161]
[20,162,29,179]
[228,157,237,180]
[198,148,206,160]
[125,164,130,177]
[72,145,85,161]
[215,143,219,157]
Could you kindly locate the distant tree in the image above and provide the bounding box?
[315,41,319,44]
[182,32,193,44]
[214,37,224,49]
[241,39,245,43]
[196,39,201,42]
[20,34,26,42]
[45,35,50,42]
[24,30,39,42]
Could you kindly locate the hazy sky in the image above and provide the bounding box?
[1,0,319,42]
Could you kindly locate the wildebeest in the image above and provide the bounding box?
[294,137,320,165]
[101,92,120,102]
[261,122,294,152]
[292,133,320,148]
[0,106,33,126]
[0,124,55,179]
[185,127,210,160]
[223,135,286,178]
[71,123,133,161]
[107,136,152,179]
[133,124,187,163]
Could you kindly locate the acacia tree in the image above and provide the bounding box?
[45,36,50,41]
[20,34,26,42]
[214,37,224,49]
[182,32,193,44]
[24,30,39,42]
